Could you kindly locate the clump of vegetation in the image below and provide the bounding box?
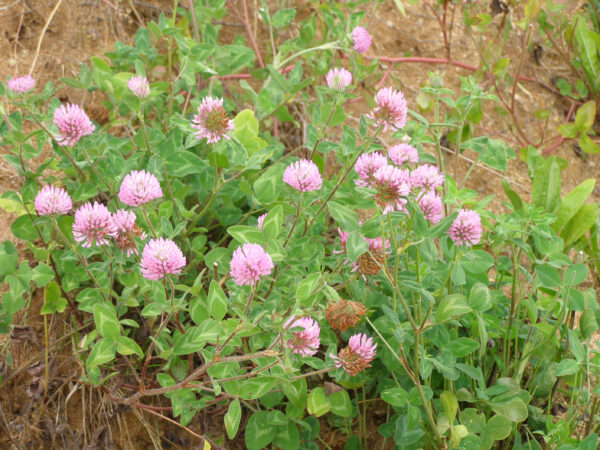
[1,1,599,448]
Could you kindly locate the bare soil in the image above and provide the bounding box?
[0,0,598,448]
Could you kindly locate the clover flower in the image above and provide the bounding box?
[410,164,444,191]
[448,209,482,246]
[354,152,388,187]
[326,68,352,91]
[8,75,35,94]
[118,170,162,207]
[331,333,377,375]
[53,103,95,147]
[283,159,323,192]
[325,299,367,331]
[285,316,320,357]
[191,96,234,144]
[389,144,418,166]
[418,191,443,224]
[34,185,72,216]
[128,76,150,98]
[140,238,186,280]
[72,202,114,247]
[229,243,274,286]
[368,87,408,131]
[372,165,411,214]
[110,209,146,256]
[352,26,371,54]
[257,213,267,229]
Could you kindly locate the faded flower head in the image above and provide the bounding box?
[53,103,95,147]
[118,170,162,207]
[285,316,320,357]
[229,243,274,286]
[332,333,377,375]
[351,26,371,54]
[410,164,444,191]
[448,209,482,246]
[326,68,352,91]
[368,87,408,131]
[72,202,114,247]
[34,185,72,216]
[283,159,323,192]
[372,165,411,214]
[128,76,150,98]
[110,209,146,256]
[355,235,388,276]
[140,238,186,280]
[8,75,35,94]
[354,152,388,187]
[325,299,367,331]
[257,213,267,229]
[389,144,418,166]
[418,191,443,224]
[191,96,234,144]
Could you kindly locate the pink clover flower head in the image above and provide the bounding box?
[128,76,150,98]
[351,26,371,54]
[8,75,35,94]
[354,152,387,187]
[331,333,377,375]
[72,202,114,247]
[283,159,323,192]
[389,144,418,166]
[118,170,162,207]
[372,165,411,214]
[448,209,482,247]
[368,87,408,131]
[257,213,267,229]
[418,191,443,224]
[285,316,320,357]
[229,243,274,286]
[364,235,388,253]
[53,103,95,147]
[410,164,445,191]
[34,185,72,216]
[140,238,186,280]
[110,209,146,256]
[191,96,234,144]
[326,68,352,91]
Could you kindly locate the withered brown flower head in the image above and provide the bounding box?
[325,299,367,332]
[356,251,383,276]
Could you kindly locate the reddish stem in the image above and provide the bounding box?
[375,63,395,90]
[242,0,265,68]
[541,102,576,154]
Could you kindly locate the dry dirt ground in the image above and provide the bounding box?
[0,0,598,448]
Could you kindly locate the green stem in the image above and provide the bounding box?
[243,284,256,315]
[453,103,472,181]
[139,114,152,159]
[141,207,157,239]
[166,0,180,120]
[436,245,458,296]
[80,147,119,209]
[51,218,107,301]
[365,317,444,447]
[283,193,304,247]
[276,41,340,69]
[309,97,338,160]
